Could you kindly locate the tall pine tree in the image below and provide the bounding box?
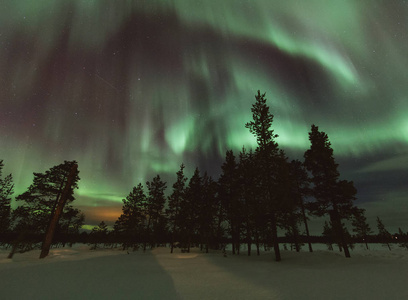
[200,172,218,253]
[218,150,242,255]
[237,148,259,256]
[167,164,187,253]
[245,90,286,261]
[13,161,82,238]
[304,125,357,258]
[182,168,202,252]
[115,183,147,249]
[144,175,167,251]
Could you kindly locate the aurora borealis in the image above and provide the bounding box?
[1,1,407,232]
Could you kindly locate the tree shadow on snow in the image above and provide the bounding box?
[0,251,181,300]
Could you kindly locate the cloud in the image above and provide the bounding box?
[359,153,408,173]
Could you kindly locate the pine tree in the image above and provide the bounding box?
[0,160,13,236]
[167,164,187,253]
[56,207,85,246]
[289,160,313,252]
[376,216,392,251]
[115,183,147,250]
[322,221,334,250]
[245,91,278,149]
[218,150,242,255]
[144,175,167,251]
[351,208,372,249]
[397,228,408,250]
[237,148,258,256]
[281,210,302,252]
[200,173,218,253]
[245,90,284,261]
[13,161,82,244]
[90,221,109,249]
[304,125,357,258]
[182,168,202,252]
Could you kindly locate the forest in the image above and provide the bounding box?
[1,91,407,261]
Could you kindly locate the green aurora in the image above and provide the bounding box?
[1,1,407,231]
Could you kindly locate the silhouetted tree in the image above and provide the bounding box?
[182,168,202,252]
[397,228,408,250]
[167,164,187,253]
[376,216,392,250]
[289,160,313,252]
[304,125,357,258]
[245,90,286,261]
[13,161,82,248]
[237,148,259,256]
[322,221,334,250]
[145,175,167,251]
[40,163,79,258]
[0,160,13,236]
[90,221,109,249]
[218,150,242,254]
[115,183,147,249]
[351,208,372,249]
[199,173,218,253]
[282,210,302,252]
[56,207,85,246]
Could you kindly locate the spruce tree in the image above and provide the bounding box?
[304,125,357,258]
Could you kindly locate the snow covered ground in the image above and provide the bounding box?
[1,243,407,299]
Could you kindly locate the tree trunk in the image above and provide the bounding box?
[231,221,236,255]
[331,208,350,258]
[40,164,77,259]
[246,218,251,256]
[8,232,25,259]
[300,200,313,252]
[170,214,177,253]
[290,216,300,252]
[143,215,151,252]
[254,228,260,256]
[271,213,281,261]
[216,204,223,249]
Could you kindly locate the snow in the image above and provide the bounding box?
[1,244,407,299]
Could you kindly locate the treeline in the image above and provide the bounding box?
[1,91,407,259]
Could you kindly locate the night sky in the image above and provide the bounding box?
[1,1,407,232]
